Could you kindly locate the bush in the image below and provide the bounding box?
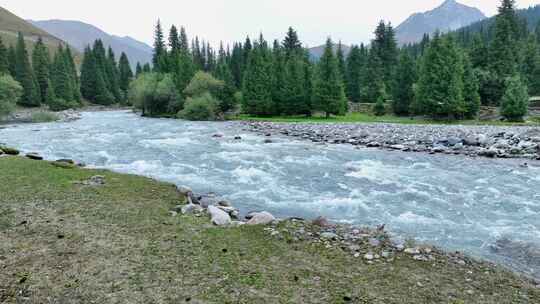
[31,111,59,123]
[500,76,529,122]
[183,71,224,97]
[0,75,22,117]
[129,73,179,117]
[177,93,218,121]
[48,98,78,112]
[373,97,386,116]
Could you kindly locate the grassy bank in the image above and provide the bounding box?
[237,113,540,126]
[0,156,538,303]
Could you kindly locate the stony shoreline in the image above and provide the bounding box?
[244,121,540,160]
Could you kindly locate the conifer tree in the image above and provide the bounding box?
[345,45,362,102]
[281,54,309,115]
[64,47,81,102]
[363,48,385,102]
[272,40,286,112]
[106,47,122,101]
[282,27,302,57]
[32,37,51,103]
[7,45,16,77]
[462,53,481,118]
[392,51,416,115]
[521,35,540,95]
[242,35,275,116]
[81,46,98,100]
[500,75,529,121]
[312,38,347,118]
[14,32,40,106]
[152,20,167,72]
[414,35,465,118]
[118,52,133,98]
[214,46,237,112]
[169,25,181,54]
[143,63,151,73]
[94,69,115,105]
[336,42,346,82]
[51,45,74,104]
[0,37,8,75]
[44,79,56,106]
[230,43,244,88]
[179,27,189,53]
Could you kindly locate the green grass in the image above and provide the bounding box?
[0,156,538,303]
[237,112,540,126]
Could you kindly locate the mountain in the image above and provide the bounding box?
[308,44,351,61]
[395,0,486,45]
[29,19,152,69]
[0,6,79,61]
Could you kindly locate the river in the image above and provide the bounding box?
[1,110,539,279]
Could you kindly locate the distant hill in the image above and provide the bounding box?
[308,44,351,61]
[396,0,486,45]
[461,4,540,36]
[29,19,152,69]
[0,6,79,62]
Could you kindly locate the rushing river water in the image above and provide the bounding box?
[1,110,540,278]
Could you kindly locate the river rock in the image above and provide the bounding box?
[26,153,43,160]
[56,159,75,164]
[312,216,334,228]
[208,205,231,226]
[51,160,76,169]
[478,148,498,158]
[320,232,339,240]
[181,203,204,215]
[1,147,19,155]
[246,211,275,225]
[177,185,193,196]
[199,195,219,208]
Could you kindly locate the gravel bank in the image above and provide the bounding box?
[245,121,540,160]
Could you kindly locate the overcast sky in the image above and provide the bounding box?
[1,0,539,47]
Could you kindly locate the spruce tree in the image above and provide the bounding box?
[312,38,347,118]
[363,48,385,102]
[7,45,17,77]
[392,51,416,115]
[80,46,98,101]
[94,69,115,105]
[336,42,346,82]
[521,35,540,95]
[152,20,167,72]
[64,46,81,102]
[32,37,51,104]
[500,75,529,121]
[272,40,286,112]
[242,35,274,116]
[14,32,40,106]
[462,53,481,118]
[282,27,302,57]
[281,54,309,115]
[414,35,465,118]
[345,45,363,102]
[106,47,122,101]
[118,52,133,98]
[51,45,74,104]
[179,27,189,53]
[0,37,8,75]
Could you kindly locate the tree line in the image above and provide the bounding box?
[132,0,531,121]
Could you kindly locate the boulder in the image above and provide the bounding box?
[1,147,19,155]
[56,159,75,164]
[199,195,219,208]
[320,232,339,240]
[208,205,231,226]
[246,211,275,225]
[176,185,193,195]
[51,161,76,169]
[478,148,498,158]
[181,203,204,215]
[26,153,43,160]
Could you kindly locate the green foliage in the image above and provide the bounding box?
[129,73,178,116]
[30,111,59,123]
[312,38,347,118]
[373,96,386,116]
[118,52,133,102]
[345,45,366,103]
[462,54,481,118]
[31,37,50,104]
[0,74,22,117]
[500,76,529,121]
[392,52,416,115]
[0,37,9,75]
[14,32,40,106]
[414,35,465,119]
[242,35,275,116]
[184,71,224,97]
[177,92,219,121]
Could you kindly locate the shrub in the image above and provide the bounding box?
[373,97,386,116]
[0,75,22,117]
[177,93,218,121]
[129,73,179,117]
[31,111,59,123]
[500,76,529,122]
[183,71,224,97]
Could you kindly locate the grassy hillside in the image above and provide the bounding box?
[0,6,81,64]
[0,156,539,303]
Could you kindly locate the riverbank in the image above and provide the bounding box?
[0,105,131,125]
[0,155,539,303]
[245,121,540,160]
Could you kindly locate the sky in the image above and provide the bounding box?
[1,0,539,47]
